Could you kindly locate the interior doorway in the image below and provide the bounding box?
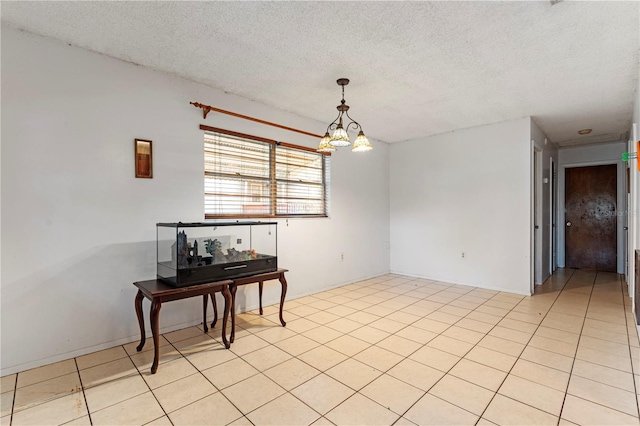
[565,164,617,271]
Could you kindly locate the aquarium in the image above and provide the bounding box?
[157,222,278,287]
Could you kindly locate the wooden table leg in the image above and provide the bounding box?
[150,300,162,374]
[135,290,146,352]
[210,293,218,329]
[230,284,237,343]
[278,273,287,327]
[221,286,231,349]
[259,281,264,315]
[202,295,209,333]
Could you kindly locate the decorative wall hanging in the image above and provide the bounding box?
[135,139,153,178]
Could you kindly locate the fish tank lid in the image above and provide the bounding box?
[156,221,278,227]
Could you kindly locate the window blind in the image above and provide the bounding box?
[204,129,330,218]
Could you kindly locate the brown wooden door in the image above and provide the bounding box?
[565,165,617,271]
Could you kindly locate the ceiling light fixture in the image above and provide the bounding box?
[318,78,372,153]
[578,128,592,135]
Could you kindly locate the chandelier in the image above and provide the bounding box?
[317,78,373,153]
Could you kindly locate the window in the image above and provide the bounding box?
[203,126,330,218]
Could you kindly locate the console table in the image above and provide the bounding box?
[133,278,232,374]
[228,268,289,343]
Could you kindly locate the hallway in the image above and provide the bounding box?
[527,268,639,424]
[1,269,639,425]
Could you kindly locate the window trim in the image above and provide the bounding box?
[200,125,331,156]
[202,125,330,219]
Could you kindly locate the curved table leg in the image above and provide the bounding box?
[259,281,264,315]
[221,286,231,349]
[150,300,162,374]
[230,284,237,343]
[135,290,146,352]
[211,293,218,329]
[278,273,287,327]
[202,295,209,333]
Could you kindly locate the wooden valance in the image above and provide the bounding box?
[199,125,330,155]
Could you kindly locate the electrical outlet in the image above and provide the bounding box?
[340,252,344,261]
[461,252,465,259]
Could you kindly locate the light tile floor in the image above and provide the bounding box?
[2,269,640,425]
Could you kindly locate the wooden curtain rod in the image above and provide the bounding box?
[190,102,324,139]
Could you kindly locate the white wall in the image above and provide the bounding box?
[531,120,557,286]
[0,26,390,375]
[390,117,532,295]
[630,74,639,325]
[557,143,627,274]
[629,128,637,302]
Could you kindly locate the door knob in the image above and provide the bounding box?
[566,222,571,227]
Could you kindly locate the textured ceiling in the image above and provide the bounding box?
[2,1,639,144]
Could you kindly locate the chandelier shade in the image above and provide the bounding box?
[352,131,373,152]
[330,125,350,147]
[318,78,372,153]
[317,132,337,153]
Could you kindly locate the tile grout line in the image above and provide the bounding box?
[556,272,640,420]
[222,276,425,422]
[0,274,582,424]
[9,361,98,425]
[230,274,571,424]
[125,340,174,426]
[478,270,584,424]
[287,276,472,423]
[390,271,575,424]
[0,276,473,424]
[180,279,414,423]
[471,269,577,423]
[209,275,454,423]
[554,269,597,426]
[148,278,404,423]
[621,272,640,418]
[73,357,94,426]
[8,372,17,426]
[176,338,258,425]
[9,271,635,426]
[583,272,640,419]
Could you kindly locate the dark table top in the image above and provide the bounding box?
[134,279,233,300]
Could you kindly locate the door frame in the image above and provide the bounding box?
[550,157,557,273]
[627,123,637,301]
[534,147,543,287]
[557,160,626,273]
[531,141,543,294]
